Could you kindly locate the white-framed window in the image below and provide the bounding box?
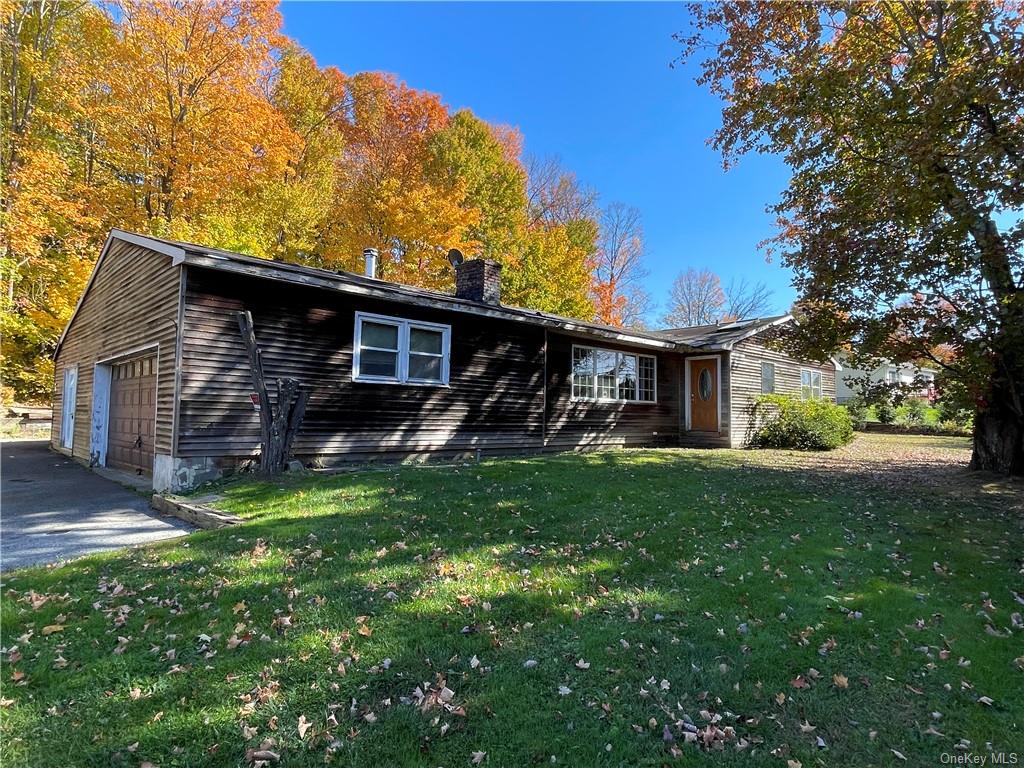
[886,367,899,384]
[800,368,822,400]
[572,344,656,403]
[353,312,450,386]
[761,361,775,394]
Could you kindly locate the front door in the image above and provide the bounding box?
[107,356,157,473]
[689,358,718,432]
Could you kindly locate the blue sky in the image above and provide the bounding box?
[281,1,797,319]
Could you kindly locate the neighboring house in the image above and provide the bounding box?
[51,230,840,491]
[835,356,937,403]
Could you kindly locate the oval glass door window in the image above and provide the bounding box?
[698,368,713,400]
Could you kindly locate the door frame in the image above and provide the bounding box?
[90,344,159,469]
[684,354,722,432]
[60,365,78,450]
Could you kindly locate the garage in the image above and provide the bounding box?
[107,355,157,473]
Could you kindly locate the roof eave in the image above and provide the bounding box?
[182,251,680,351]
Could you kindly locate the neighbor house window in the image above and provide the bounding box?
[572,344,655,403]
[761,361,775,394]
[800,368,822,399]
[353,312,450,385]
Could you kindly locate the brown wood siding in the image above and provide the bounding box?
[51,241,181,463]
[728,339,837,447]
[177,269,546,459]
[544,333,681,450]
[679,352,732,448]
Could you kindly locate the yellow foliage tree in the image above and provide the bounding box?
[325,72,477,288]
[87,0,298,234]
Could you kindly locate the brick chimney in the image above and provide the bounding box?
[454,259,502,304]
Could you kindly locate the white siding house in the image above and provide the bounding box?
[836,357,937,403]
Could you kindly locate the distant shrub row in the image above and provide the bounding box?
[842,396,972,436]
[750,395,854,451]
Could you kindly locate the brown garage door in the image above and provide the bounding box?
[108,355,157,473]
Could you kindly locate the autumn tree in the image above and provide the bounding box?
[661,268,726,327]
[427,109,529,264]
[681,1,1024,474]
[592,203,650,327]
[526,155,599,229]
[327,72,476,288]
[1,0,617,401]
[1,1,99,400]
[89,0,297,235]
[204,44,348,262]
[518,155,599,317]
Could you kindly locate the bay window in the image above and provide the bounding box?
[572,344,656,403]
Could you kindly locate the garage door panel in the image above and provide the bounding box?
[108,356,156,473]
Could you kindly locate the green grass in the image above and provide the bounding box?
[2,437,1022,766]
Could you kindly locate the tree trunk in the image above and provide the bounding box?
[970,305,1024,475]
[236,311,309,475]
[971,409,1023,476]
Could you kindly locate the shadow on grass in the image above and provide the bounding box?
[2,446,1022,768]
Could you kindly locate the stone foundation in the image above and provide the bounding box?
[153,454,224,492]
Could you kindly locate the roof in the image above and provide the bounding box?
[56,230,680,354]
[56,231,841,369]
[655,315,793,349]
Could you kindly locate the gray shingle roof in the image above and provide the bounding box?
[654,315,792,349]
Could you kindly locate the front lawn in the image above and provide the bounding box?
[2,435,1022,766]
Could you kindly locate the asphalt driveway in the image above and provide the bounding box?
[1,440,192,571]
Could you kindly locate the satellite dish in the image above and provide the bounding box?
[446,248,464,268]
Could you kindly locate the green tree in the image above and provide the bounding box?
[682,1,1024,474]
[427,109,529,263]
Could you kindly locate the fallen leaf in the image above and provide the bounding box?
[41,625,64,636]
[297,715,312,739]
[833,673,849,689]
[471,751,486,765]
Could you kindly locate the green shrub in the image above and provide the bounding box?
[751,394,855,450]
[875,400,897,424]
[938,419,973,436]
[843,397,869,429]
[900,398,927,425]
[936,397,974,428]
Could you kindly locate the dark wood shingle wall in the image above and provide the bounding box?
[178,268,546,460]
[544,333,681,450]
[51,241,180,462]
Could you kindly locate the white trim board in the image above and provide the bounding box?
[53,231,183,357]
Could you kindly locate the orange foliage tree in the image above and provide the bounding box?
[2,0,628,402]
